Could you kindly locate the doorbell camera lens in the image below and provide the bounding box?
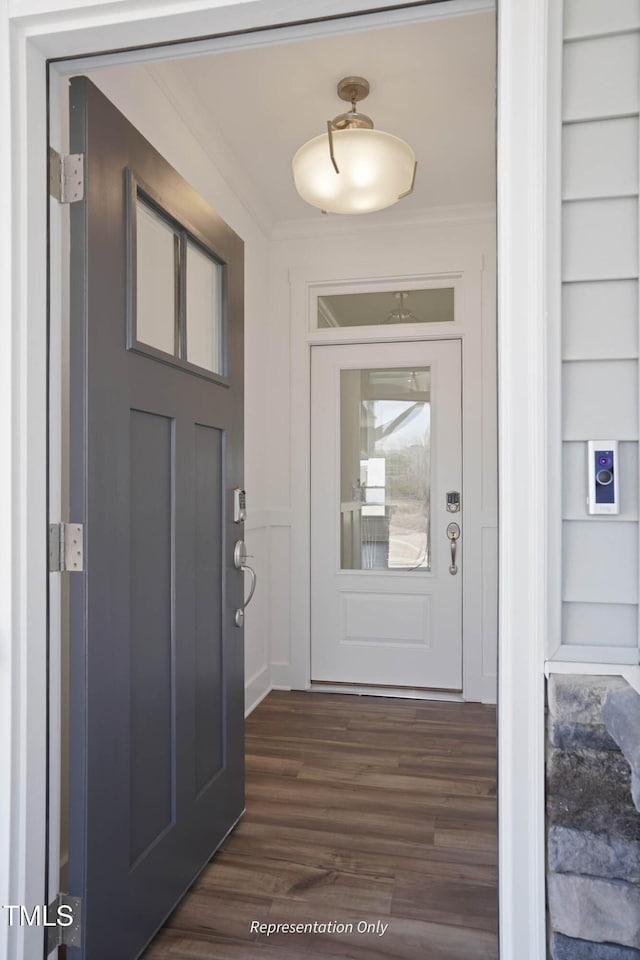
[596,468,613,486]
[599,455,609,466]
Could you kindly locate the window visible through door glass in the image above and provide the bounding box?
[136,199,178,355]
[340,368,431,571]
[186,240,224,375]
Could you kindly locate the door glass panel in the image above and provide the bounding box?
[136,199,178,355]
[186,240,224,374]
[340,367,431,571]
[319,288,454,328]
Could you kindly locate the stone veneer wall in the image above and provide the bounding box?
[546,675,640,959]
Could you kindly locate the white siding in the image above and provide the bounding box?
[563,0,640,40]
[563,521,638,604]
[562,603,639,651]
[563,360,638,440]
[562,198,637,281]
[562,281,638,360]
[563,33,640,120]
[562,118,638,200]
[560,8,640,661]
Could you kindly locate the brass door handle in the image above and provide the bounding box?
[447,522,460,575]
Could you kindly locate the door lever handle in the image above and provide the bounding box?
[446,522,460,575]
[233,540,257,627]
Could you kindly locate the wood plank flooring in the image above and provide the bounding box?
[143,690,498,960]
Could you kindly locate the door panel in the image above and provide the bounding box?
[194,424,225,793]
[67,77,244,959]
[129,409,174,864]
[311,340,462,690]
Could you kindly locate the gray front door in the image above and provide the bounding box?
[66,77,245,959]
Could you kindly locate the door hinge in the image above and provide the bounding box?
[46,893,82,954]
[48,523,84,573]
[48,147,84,204]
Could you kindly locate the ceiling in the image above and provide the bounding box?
[97,8,496,232]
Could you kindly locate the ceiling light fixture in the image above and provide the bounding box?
[292,76,417,215]
[383,291,420,324]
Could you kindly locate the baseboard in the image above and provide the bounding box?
[244,667,271,717]
[270,662,293,690]
[482,675,498,705]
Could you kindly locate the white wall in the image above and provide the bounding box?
[557,0,640,663]
[267,214,497,702]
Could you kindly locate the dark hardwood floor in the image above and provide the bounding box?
[143,690,498,960]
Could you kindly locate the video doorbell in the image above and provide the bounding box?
[587,441,619,515]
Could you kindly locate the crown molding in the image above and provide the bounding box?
[271,201,496,241]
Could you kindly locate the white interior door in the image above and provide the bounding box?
[311,339,462,690]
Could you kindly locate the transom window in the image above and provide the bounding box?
[318,287,454,328]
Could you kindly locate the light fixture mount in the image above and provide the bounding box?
[332,76,373,131]
[336,76,370,103]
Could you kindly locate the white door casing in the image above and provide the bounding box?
[311,339,462,690]
[0,2,551,960]
[287,245,496,706]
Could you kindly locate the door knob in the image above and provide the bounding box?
[233,540,257,627]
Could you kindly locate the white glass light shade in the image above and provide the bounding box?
[292,127,416,215]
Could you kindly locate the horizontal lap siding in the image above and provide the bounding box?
[562,198,637,280]
[562,280,638,360]
[563,522,638,605]
[563,0,640,40]
[563,360,638,439]
[562,118,638,200]
[561,7,640,657]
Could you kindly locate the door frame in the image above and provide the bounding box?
[289,258,496,704]
[0,1,550,959]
